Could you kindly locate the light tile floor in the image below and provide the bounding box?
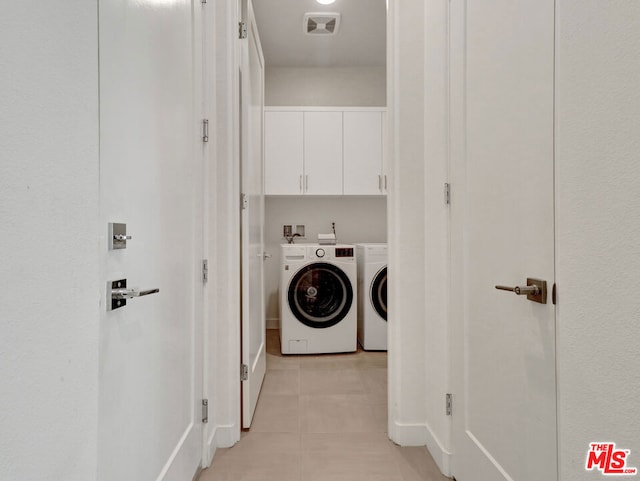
[199,329,449,481]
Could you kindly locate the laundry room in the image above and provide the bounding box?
[256,1,389,337]
[241,0,391,441]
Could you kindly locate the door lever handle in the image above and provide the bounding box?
[107,279,159,311]
[112,287,160,299]
[495,278,547,304]
[495,285,539,296]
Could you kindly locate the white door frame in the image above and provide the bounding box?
[208,0,414,456]
[202,0,243,460]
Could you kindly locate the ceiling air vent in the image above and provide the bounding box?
[303,12,341,36]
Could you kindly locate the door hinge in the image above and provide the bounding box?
[202,399,209,424]
[239,22,248,39]
[202,259,208,284]
[202,119,209,142]
[241,363,248,381]
[444,182,451,205]
[446,393,453,416]
[241,193,248,210]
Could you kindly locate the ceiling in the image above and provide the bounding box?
[252,0,387,68]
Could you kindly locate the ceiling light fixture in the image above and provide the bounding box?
[316,0,336,5]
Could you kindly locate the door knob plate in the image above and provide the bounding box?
[525,278,547,304]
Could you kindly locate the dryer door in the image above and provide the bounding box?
[288,262,354,329]
[370,266,387,321]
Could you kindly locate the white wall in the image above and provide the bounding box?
[266,67,386,106]
[388,0,427,448]
[555,1,640,479]
[385,0,452,473]
[264,197,387,322]
[387,0,451,467]
[0,3,100,480]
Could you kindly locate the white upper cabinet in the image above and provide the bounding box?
[343,111,383,195]
[264,111,303,194]
[304,111,343,195]
[264,107,386,195]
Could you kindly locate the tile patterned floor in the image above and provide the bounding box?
[199,329,449,481]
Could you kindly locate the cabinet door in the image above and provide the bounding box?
[304,111,343,195]
[264,111,303,195]
[343,111,383,195]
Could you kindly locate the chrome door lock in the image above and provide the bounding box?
[107,279,159,311]
[495,278,547,304]
[109,223,132,250]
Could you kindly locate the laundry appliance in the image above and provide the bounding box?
[356,243,388,350]
[280,244,357,354]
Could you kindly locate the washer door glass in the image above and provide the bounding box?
[288,262,354,329]
[370,266,387,321]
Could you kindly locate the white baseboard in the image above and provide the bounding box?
[204,423,239,467]
[389,421,451,477]
[266,318,279,330]
[424,422,452,477]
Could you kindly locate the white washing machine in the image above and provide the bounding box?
[356,243,388,350]
[280,244,357,354]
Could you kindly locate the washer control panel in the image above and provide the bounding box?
[335,247,354,258]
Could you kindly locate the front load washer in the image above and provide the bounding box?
[356,243,388,350]
[280,244,357,354]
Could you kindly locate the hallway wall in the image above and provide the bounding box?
[0,3,100,480]
[555,1,640,479]
[387,0,451,471]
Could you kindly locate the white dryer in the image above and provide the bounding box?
[280,244,357,354]
[356,243,388,350]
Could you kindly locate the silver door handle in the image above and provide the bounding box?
[113,234,132,241]
[107,278,159,311]
[257,252,272,259]
[495,285,539,296]
[495,278,547,304]
[112,287,160,299]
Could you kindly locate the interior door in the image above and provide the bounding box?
[240,0,266,429]
[98,1,204,480]
[449,1,557,480]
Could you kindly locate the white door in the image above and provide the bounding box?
[98,1,204,480]
[343,111,383,195]
[304,112,343,195]
[449,1,557,481]
[240,0,266,429]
